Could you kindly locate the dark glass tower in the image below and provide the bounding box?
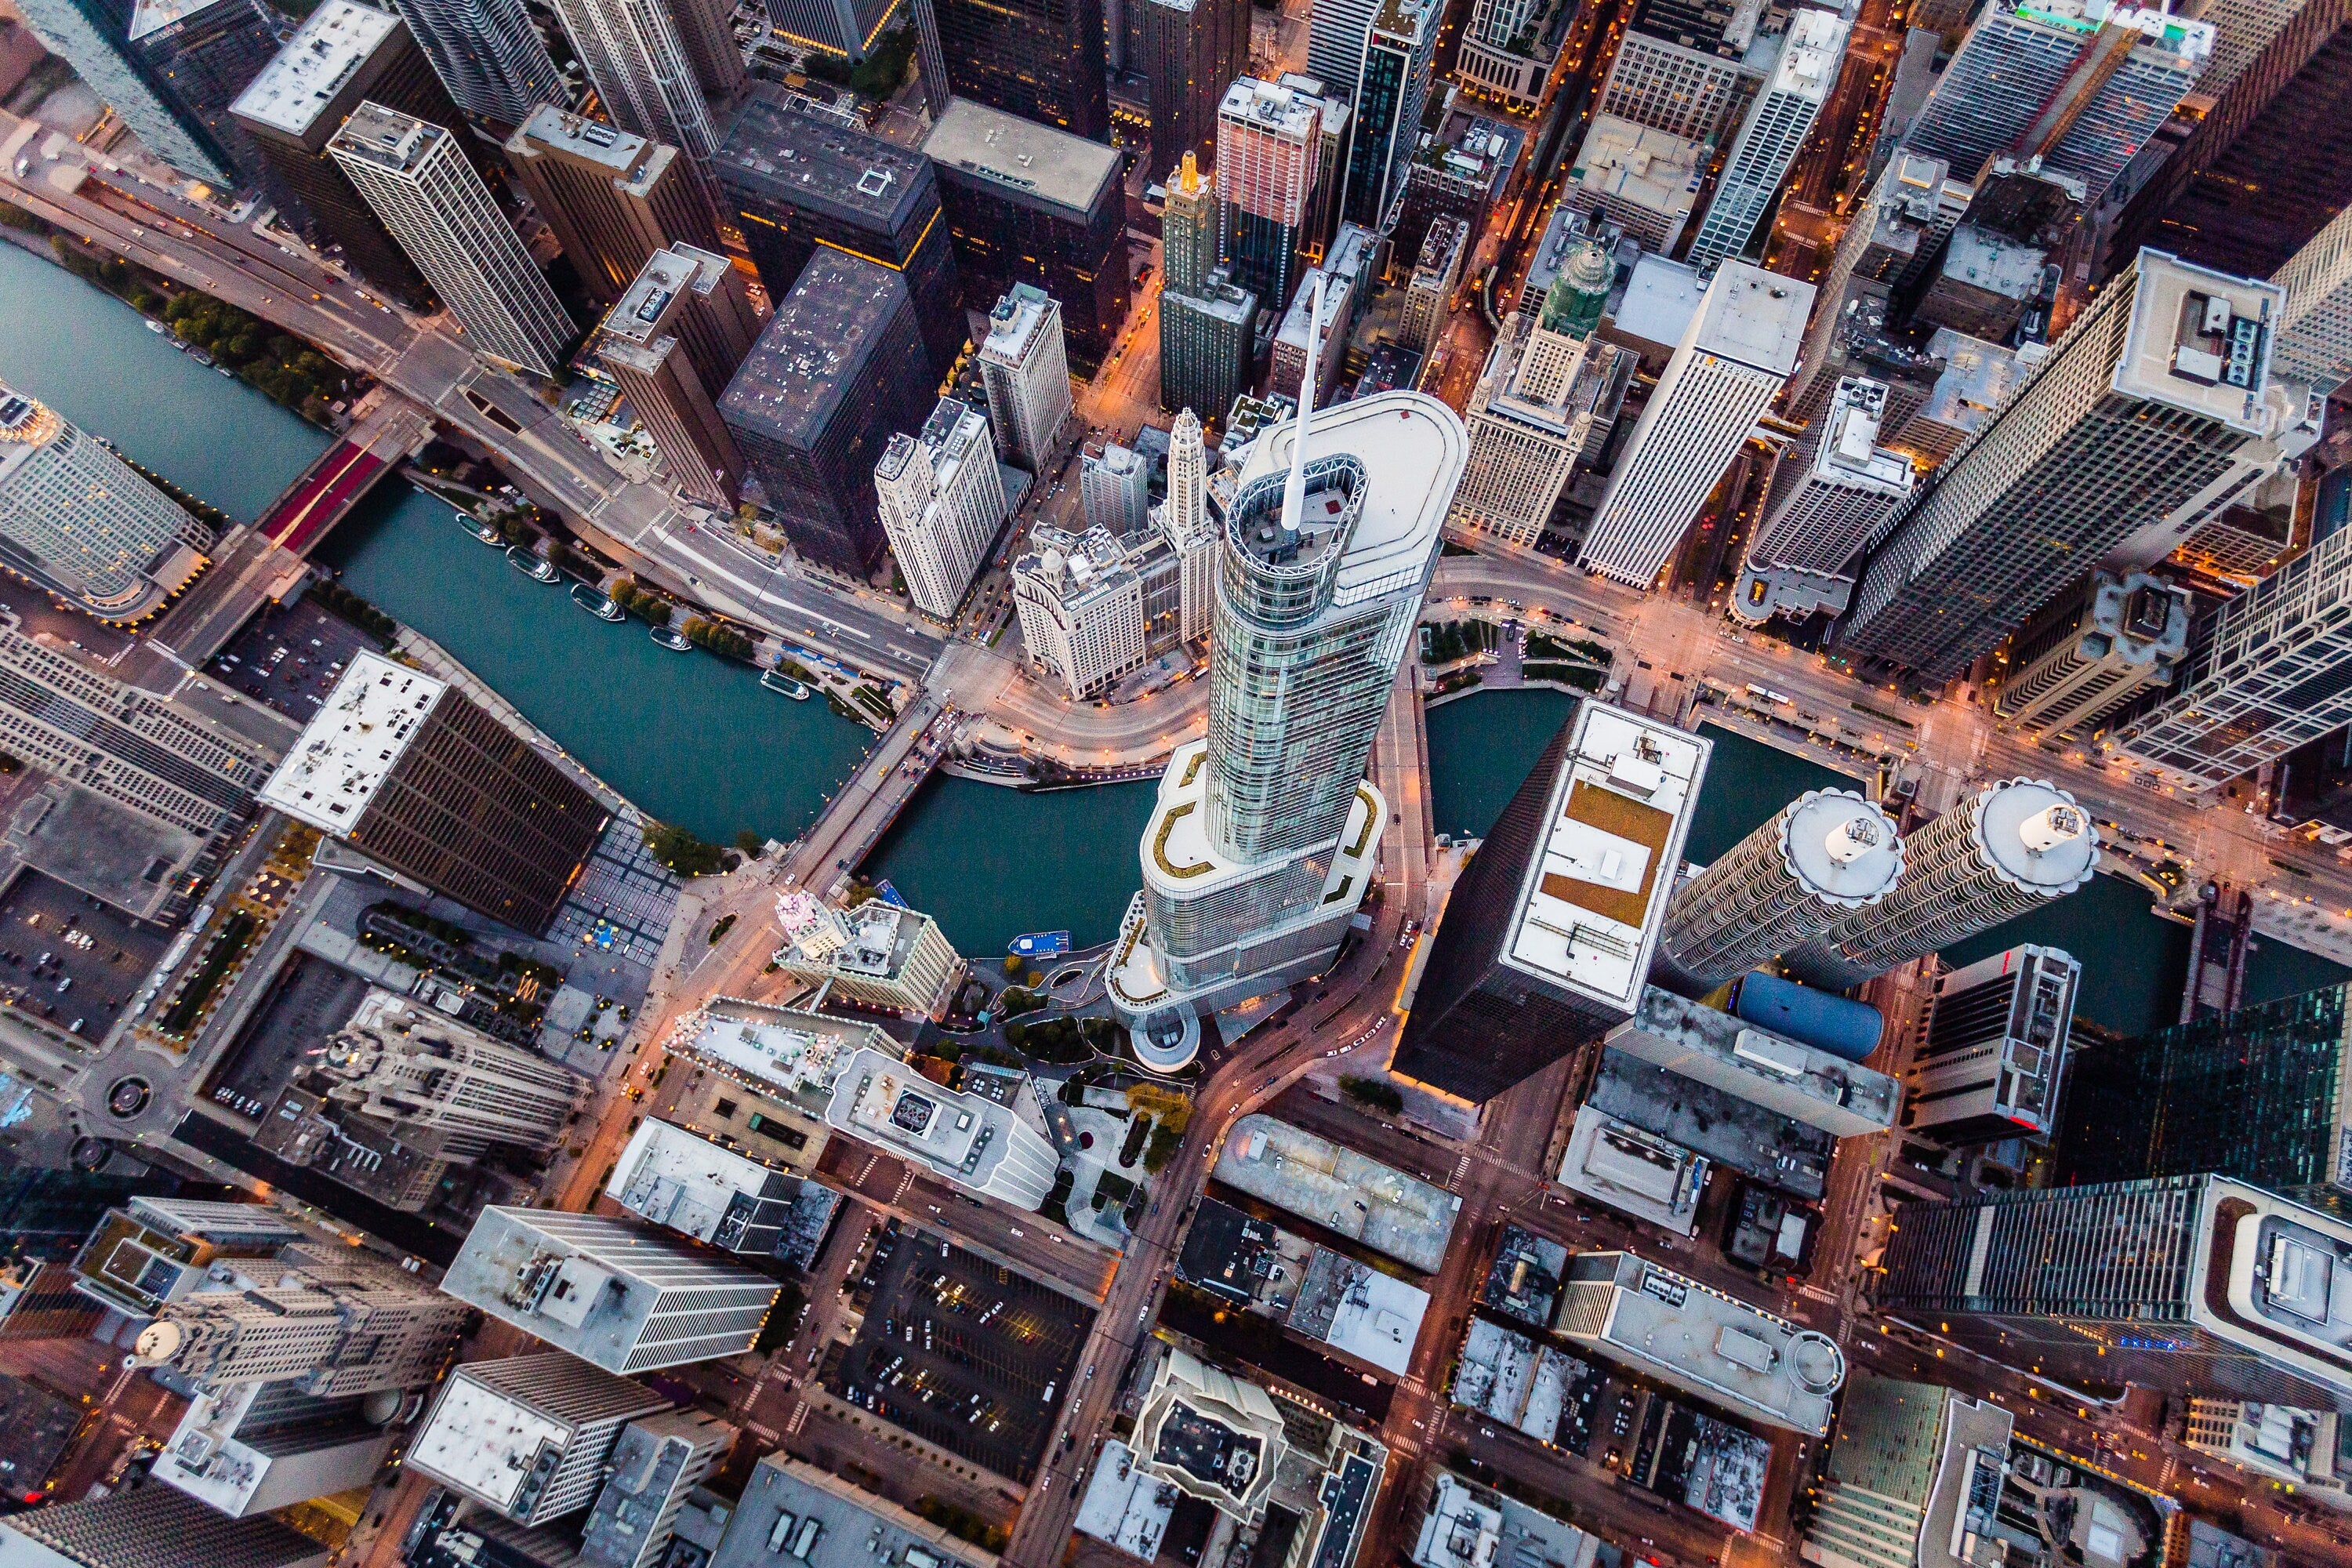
[2059,983,2351,1214]
[130,0,288,201]
[907,0,1109,140]
[1337,0,1436,230]
[1136,0,1248,174]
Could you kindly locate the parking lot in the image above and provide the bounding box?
[0,872,173,1042]
[203,953,372,1117]
[826,1221,1094,1479]
[205,601,376,720]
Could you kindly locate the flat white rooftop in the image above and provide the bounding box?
[1694,260,1813,376]
[1501,703,1707,1012]
[2118,250,2289,435]
[1075,1439,1176,1561]
[256,649,444,833]
[671,998,884,1110]
[608,1117,787,1244]
[1214,1116,1459,1272]
[409,1371,575,1511]
[231,0,400,136]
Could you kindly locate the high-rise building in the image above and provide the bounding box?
[719,251,936,579]
[925,100,1128,370]
[2101,0,2352,283]
[315,989,587,1153]
[1082,443,1152,536]
[605,1117,837,1260]
[2107,524,2352,788]
[407,1354,673,1525]
[1730,377,1914,626]
[1577,261,1812,588]
[664,0,744,107]
[505,108,719,306]
[1138,0,1249,173]
[714,90,957,379]
[1160,409,1217,643]
[1556,1251,1844,1433]
[230,0,452,304]
[1215,76,1323,310]
[1605,986,1902,1138]
[128,1249,465,1398]
[1878,1174,2352,1409]
[1392,703,1708,1105]
[2056,981,2352,1210]
[770,892,967,1018]
[151,1378,397,1517]
[377,0,559,125]
[1399,216,1466,354]
[1686,8,1845,274]
[67,1199,303,1320]
[1336,0,1439,229]
[441,1207,778,1373]
[1453,0,1574,107]
[0,1483,329,1568]
[580,1410,736,1568]
[129,0,287,201]
[717,1457,1003,1568]
[0,384,215,623]
[906,0,1107,136]
[1779,278,1942,434]
[329,102,578,374]
[1134,1348,1294,1522]
[875,397,1007,619]
[1799,1377,2014,1568]
[2181,1400,2352,1507]
[1655,788,1903,997]
[1991,570,2191,736]
[598,245,759,507]
[1592,0,1780,143]
[544,0,718,159]
[1838,252,2296,682]
[765,0,897,59]
[1162,154,1257,423]
[1109,371,1465,1062]
[14,0,232,180]
[258,649,609,934]
[1908,944,2078,1144]
[2270,201,2352,392]
[822,1047,1061,1209]
[1305,0,1374,96]
[1013,524,1147,698]
[1267,221,1374,405]
[1451,255,1636,548]
[978,285,1073,473]
[0,630,270,840]
[1782,779,2098,991]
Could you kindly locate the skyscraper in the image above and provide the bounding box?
[505,108,720,306]
[2057,982,2352,1210]
[0,384,215,623]
[1782,779,2098,990]
[1081,443,1152,536]
[978,285,1073,473]
[1162,153,1257,423]
[379,0,559,125]
[1453,0,1573,107]
[1391,703,1708,1105]
[1012,525,1147,697]
[329,102,578,375]
[230,0,452,304]
[314,990,589,1152]
[1109,308,1466,1064]
[406,1354,673,1525]
[1591,0,1780,143]
[1655,788,1903,997]
[598,245,759,507]
[715,87,960,379]
[1305,0,1374,96]
[129,0,289,201]
[719,251,937,578]
[544,0,719,159]
[1907,944,2078,1143]
[1801,1377,2014,1568]
[67,1199,303,1319]
[2107,524,2352,788]
[14,0,231,180]
[1399,217,1466,354]
[2270,201,2352,392]
[875,397,1008,619]
[1991,570,2191,737]
[1876,1175,2352,1410]
[1161,409,1217,643]
[258,650,610,934]
[771,894,967,1018]
[580,1410,736,1568]
[1215,77,1323,310]
[1730,377,1914,626]
[0,1483,328,1568]
[1838,252,2296,682]
[1336,0,1439,230]
[1685,7,1845,274]
[823,1047,1062,1209]
[1577,261,1812,588]
[662,0,743,107]
[906,0,1108,136]
[1138,0,1249,173]
[766,0,898,60]
[126,1249,467,1395]
[441,1208,779,1373]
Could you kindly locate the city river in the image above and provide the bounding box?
[4,240,2345,1026]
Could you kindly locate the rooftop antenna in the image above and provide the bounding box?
[1283,272,1327,528]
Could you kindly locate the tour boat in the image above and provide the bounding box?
[506,546,558,583]
[651,626,692,652]
[571,583,624,621]
[760,669,811,700]
[144,318,165,334]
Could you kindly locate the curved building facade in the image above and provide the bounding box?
[1657,788,1903,994]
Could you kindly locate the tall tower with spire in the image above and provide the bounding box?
[1159,408,1218,643]
[1111,280,1468,1068]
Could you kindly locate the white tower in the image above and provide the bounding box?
[1686,8,1846,274]
[328,101,576,375]
[544,0,718,158]
[408,1353,673,1525]
[1657,789,1904,994]
[1160,408,1217,643]
[875,397,1007,620]
[1577,262,1811,587]
[380,0,559,122]
[318,991,587,1154]
[1784,780,2099,990]
[2270,201,2352,392]
[129,1250,467,1396]
[978,285,1072,471]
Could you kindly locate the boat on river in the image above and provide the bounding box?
[506,546,558,582]
[464,514,504,544]
[144,318,165,334]
[761,669,811,699]
[571,583,624,621]
[651,626,692,652]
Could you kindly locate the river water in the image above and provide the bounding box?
[5,240,2343,1026]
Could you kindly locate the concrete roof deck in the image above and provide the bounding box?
[1214,1115,1459,1272]
[923,97,1120,220]
[230,0,397,136]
